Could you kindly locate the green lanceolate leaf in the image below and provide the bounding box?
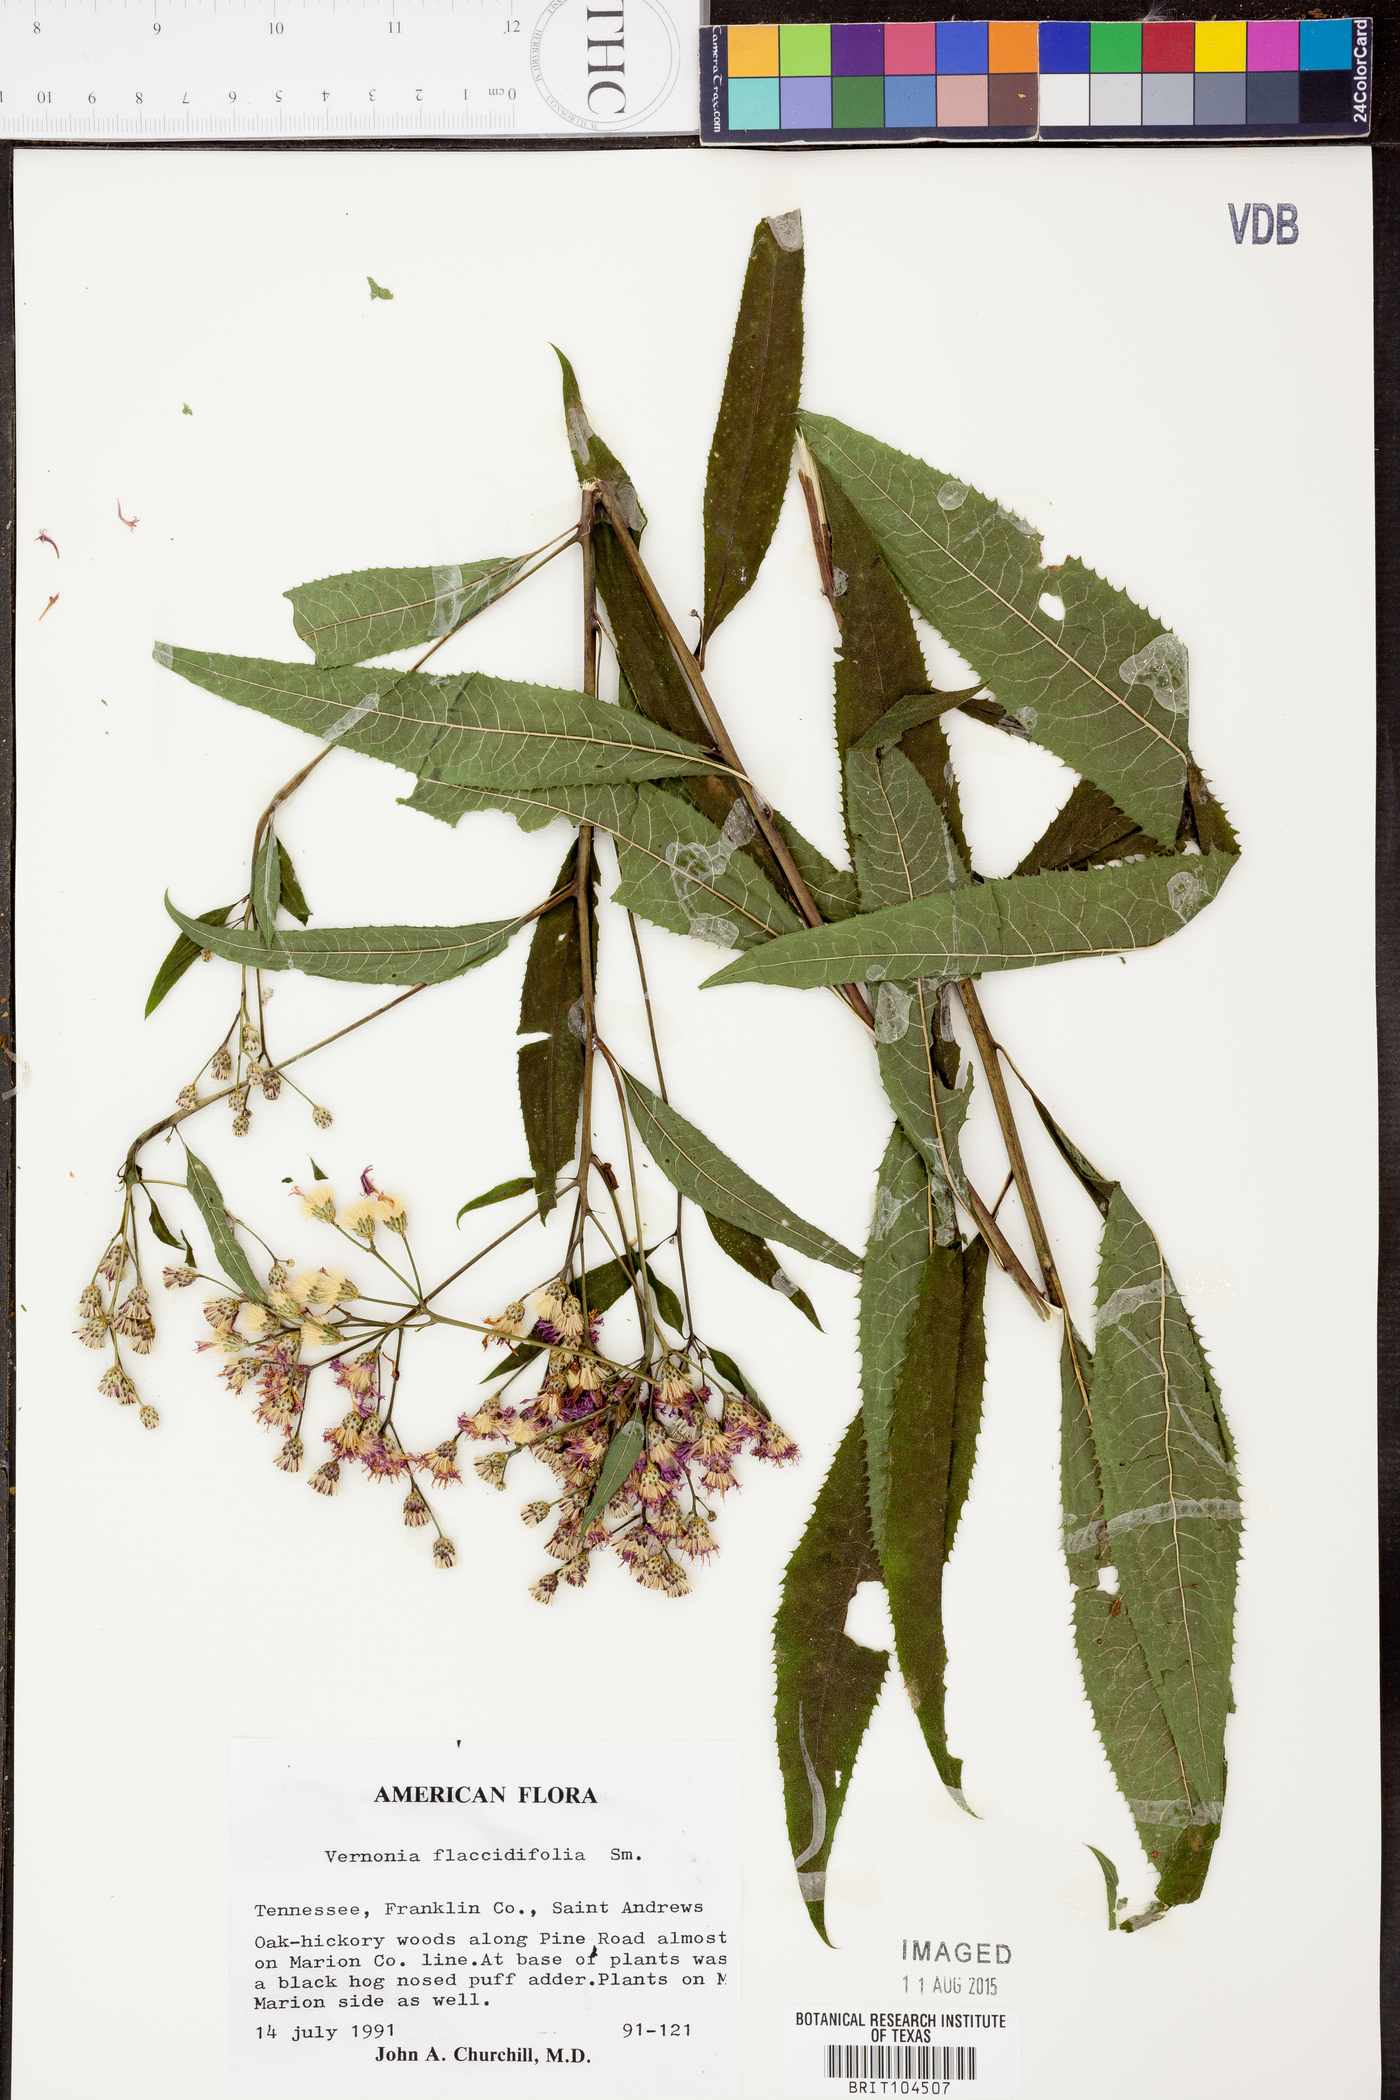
[875,999,970,1248]
[705,1344,760,1402]
[847,746,967,914]
[771,813,859,921]
[774,1410,890,1943]
[700,212,804,653]
[154,649,714,791]
[145,902,238,1018]
[402,776,804,955]
[1087,1847,1120,1931]
[251,828,281,946]
[555,347,646,533]
[1021,1080,1116,1219]
[859,1124,933,1550]
[1088,1187,1239,1814]
[456,1175,535,1224]
[518,842,594,1220]
[704,851,1236,994]
[611,786,804,953]
[703,1211,821,1329]
[944,1236,988,1558]
[621,1069,859,1273]
[800,412,1193,845]
[820,472,973,866]
[580,1413,647,1533]
[144,1190,183,1251]
[184,1149,266,1303]
[286,554,531,668]
[881,1243,973,1802]
[277,844,312,924]
[166,895,521,988]
[1063,1320,1221,1918]
[1015,778,1156,878]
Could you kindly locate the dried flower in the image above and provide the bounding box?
[300,1318,340,1351]
[432,1537,457,1570]
[260,1071,282,1102]
[655,1351,701,1406]
[520,1499,552,1527]
[96,1239,128,1287]
[232,1111,251,1138]
[99,1365,138,1405]
[312,1105,333,1130]
[203,1296,242,1332]
[474,1450,511,1489]
[419,1442,461,1487]
[332,1353,379,1399]
[139,1405,160,1430]
[211,1046,233,1081]
[274,1436,304,1474]
[337,1198,381,1239]
[295,1181,337,1222]
[403,1489,430,1528]
[308,1461,341,1497]
[561,1553,591,1589]
[75,1314,109,1349]
[325,1411,367,1460]
[162,1264,196,1290]
[240,1020,260,1055]
[528,1571,560,1605]
[114,1288,156,1352]
[484,1299,535,1344]
[176,1083,199,1112]
[374,1194,408,1234]
[532,1278,586,1344]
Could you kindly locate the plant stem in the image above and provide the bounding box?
[957,978,1066,1311]
[594,483,874,1032]
[627,908,693,1334]
[572,487,601,1295]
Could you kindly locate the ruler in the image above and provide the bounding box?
[0,0,700,139]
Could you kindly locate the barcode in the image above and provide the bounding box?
[824,2043,977,2081]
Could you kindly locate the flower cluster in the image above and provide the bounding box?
[463,1278,797,1602]
[77,1230,160,1428]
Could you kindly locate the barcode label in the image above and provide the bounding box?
[786,2008,1019,2097]
[826,2043,977,2080]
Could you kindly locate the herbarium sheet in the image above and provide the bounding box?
[13,145,1377,2097]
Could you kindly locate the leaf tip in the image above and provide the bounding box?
[152,641,174,669]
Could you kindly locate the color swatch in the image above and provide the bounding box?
[701,17,1371,142]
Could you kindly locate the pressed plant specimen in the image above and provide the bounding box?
[84,210,1239,1938]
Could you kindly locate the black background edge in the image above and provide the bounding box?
[0,1,1391,2089]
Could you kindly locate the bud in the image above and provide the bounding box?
[312,1105,333,1130]
[520,1500,551,1528]
[274,1436,304,1475]
[139,1405,160,1430]
[268,1263,289,1288]
[113,1287,153,1340]
[473,1451,510,1491]
[176,1083,199,1112]
[75,1315,108,1349]
[162,1264,196,1291]
[77,1284,103,1318]
[260,1071,282,1102]
[204,1296,242,1331]
[241,1021,260,1055]
[211,1046,233,1081]
[658,1559,692,1598]
[403,1488,430,1529]
[98,1365,138,1405]
[308,1461,341,1497]
[561,1553,591,1589]
[232,1111,251,1138]
[432,1537,457,1571]
[528,1571,560,1605]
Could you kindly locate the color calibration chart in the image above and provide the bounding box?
[700,16,1372,142]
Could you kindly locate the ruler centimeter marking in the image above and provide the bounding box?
[0,0,701,138]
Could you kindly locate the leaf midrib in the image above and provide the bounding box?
[296,555,520,644]
[200,663,696,764]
